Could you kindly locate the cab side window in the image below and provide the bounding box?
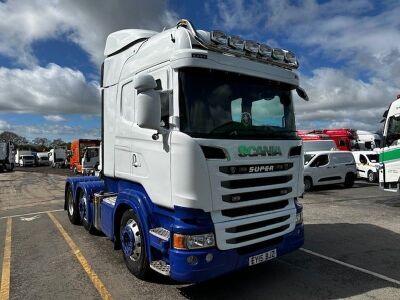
[155,79,169,128]
[310,154,329,167]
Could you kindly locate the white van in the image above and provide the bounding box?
[304,151,357,191]
[352,151,379,182]
[18,155,35,167]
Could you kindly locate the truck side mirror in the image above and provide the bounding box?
[134,74,161,131]
[296,87,309,101]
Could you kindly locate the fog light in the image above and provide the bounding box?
[205,253,213,263]
[187,255,198,265]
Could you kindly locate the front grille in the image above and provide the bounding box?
[221,175,292,189]
[222,187,292,203]
[237,237,283,255]
[221,200,289,217]
[225,215,290,233]
[226,224,290,244]
[220,163,293,175]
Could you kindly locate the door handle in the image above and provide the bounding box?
[132,154,140,167]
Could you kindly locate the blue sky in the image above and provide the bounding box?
[0,0,399,141]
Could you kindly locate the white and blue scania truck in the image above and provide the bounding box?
[65,20,308,282]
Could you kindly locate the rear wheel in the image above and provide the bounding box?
[367,171,376,183]
[344,173,355,188]
[120,210,152,279]
[304,177,312,192]
[78,190,95,233]
[67,186,81,225]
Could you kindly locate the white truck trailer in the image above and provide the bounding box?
[0,141,15,171]
[64,20,308,282]
[379,95,400,191]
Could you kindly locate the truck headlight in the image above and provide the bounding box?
[173,233,215,250]
[296,211,303,225]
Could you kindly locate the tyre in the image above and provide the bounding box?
[367,171,376,183]
[304,177,312,192]
[66,186,81,225]
[344,173,355,188]
[78,190,95,233]
[120,210,152,279]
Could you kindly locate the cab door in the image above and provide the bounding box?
[357,154,368,179]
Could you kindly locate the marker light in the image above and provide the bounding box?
[272,48,285,61]
[244,40,259,54]
[259,44,273,57]
[210,30,228,45]
[228,35,244,50]
[284,50,298,67]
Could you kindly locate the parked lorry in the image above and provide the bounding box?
[379,94,400,191]
[81,146,100,175]
[49,147,69,168]
[15,150,35,167]
[322,128,358,151]
[0,141,15,171]
[36,152,51,166]
[64,20,308,282]
[356,130,381,150]
[70,139,100,174]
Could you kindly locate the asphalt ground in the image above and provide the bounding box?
[0,168,399,299]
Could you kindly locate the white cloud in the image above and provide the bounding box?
[0,120,11,131]
[0,0,177,67]
[295,68,397,131]
[0,63,100,115]
[43,115,66,122]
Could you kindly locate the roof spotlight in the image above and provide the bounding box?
[228,35,245,50]
[259,44,273,57]
[284,50,298,67]
[244,40,259,54]
[272,48,285,61]
[210,30,228,45]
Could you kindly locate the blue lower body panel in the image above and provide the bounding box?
[169,225,304,282]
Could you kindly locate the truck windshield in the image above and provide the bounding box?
[179,68,297,139]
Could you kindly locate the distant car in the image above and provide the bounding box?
[18,155,35,167]
[303,151,357,191]
[352,151,379,183]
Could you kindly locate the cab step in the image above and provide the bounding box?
[150,260,170,276]
[149,227,170,241]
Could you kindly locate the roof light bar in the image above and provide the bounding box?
[244,40,259,54]
[207,29,299,69]
[228,35,244,50]
[210,30,228,45]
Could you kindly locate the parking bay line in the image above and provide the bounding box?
[47,212,112,300]
[0,209,64,220]
[0,218,12,300]
[300,248,400,286]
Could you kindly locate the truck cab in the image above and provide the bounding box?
[81,146,100,175]
[64,20,308,282]
[379,95,400,191]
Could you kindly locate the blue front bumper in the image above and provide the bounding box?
[169,224,304,282]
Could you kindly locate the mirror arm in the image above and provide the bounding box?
[152,127,169,140]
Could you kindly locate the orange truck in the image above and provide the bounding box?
[69,139,101,174]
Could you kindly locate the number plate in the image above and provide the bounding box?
[248,249,277,266]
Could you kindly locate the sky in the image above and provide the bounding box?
[0,0,399,141]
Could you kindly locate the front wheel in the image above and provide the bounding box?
[67,186,81,225]
[120,210,152,280]
[367,171,376,183]
[304,177,312,192]
[344,173,355,188]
